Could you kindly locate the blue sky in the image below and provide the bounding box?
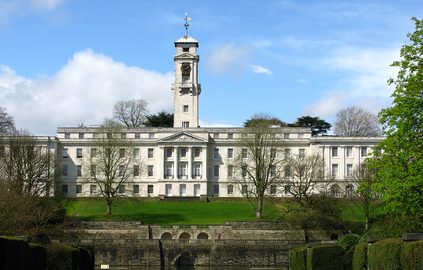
[0,0,421,135]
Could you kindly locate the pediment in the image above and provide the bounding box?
[174,53,195,59]
[159,132,207,143]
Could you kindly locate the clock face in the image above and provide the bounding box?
[181,63,191,75]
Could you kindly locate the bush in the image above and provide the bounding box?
[289,247,307,270]
[368,238,402,270]
[338,234,360,250]
[401,240,423,270]
[352,242,367,270]
[344,246,354,270]
[307,245,345,270]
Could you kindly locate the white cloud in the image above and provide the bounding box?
[206,43,250,75]
[0,0,65,22]
[199,119,237,128]
[250,64,272,76]
[304,91,349,118]
[0,49,173,135]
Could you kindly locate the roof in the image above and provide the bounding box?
[175,35,198,44]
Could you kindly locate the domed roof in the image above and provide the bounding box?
[175,35,198,44]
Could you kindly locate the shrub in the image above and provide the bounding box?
[344,246,354,270]
[368,238,402,270]
[352,242,367,270]
[307,245,345,270]
[338,234,360,250]
[289,247,307,270]
[401,240,423,270]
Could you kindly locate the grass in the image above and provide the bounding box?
[65,198,283,224]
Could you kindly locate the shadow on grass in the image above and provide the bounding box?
[77,212,187,224]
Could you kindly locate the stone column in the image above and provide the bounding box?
[174,147,178,179]
[188,147,192,179]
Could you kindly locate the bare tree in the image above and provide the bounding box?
[0,106,16,135]
[281,154,327,208]
[334,106,381,136]
[232,125,285,219]
[83,124,136,216]
[113,99,149,128]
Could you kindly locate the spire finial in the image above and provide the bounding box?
[184,13,191,37]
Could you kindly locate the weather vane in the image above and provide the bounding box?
[184,13,191,37]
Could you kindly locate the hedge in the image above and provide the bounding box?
[307,245,346,270]
[400,240,423,270]
[338,234,360,250]
[289,247,308,270]
[368,238,402,270]
[352,242,367,270]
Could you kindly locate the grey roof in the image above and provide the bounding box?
[175,35,198,43]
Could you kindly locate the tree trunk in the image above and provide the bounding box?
[256,197,263,219]
[106,201,112,217]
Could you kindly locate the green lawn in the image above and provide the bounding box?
[65,198,283,224]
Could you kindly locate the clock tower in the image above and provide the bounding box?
[172,14,201,128]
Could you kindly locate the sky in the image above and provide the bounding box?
[0,0,421,135]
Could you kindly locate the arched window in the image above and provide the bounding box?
[197,232,209,240]
[179,232,191,240]
[161,232,173,240]
[346,184,354,198]
[330,184,341,197]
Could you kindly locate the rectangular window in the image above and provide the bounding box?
[213,148,219,159]
[270,185,277,195]
[361,147,368,157]
[133,148,140,158]
[284,148,291,159]
[332,164,339,177]
[121,133,126,139]
[65,133,70,139]
[193,163,201,178]
[298,133,304,139]
[347,164,353,177]
[242,148,248,159]
[183,105,189,112]
[62,148,69,158]
[76,185,82,194]
[165,147,173,158]
[332,147,338,157]
[133,185,140,194]
[90,165,96,177]
[119,148,125,158]
[227,165,234,178]
[284,133,289,139]
[346,147,353,157]
[118,185,125,194]
[165,163,173,178]
[227,148,234,159]
[213,165,220,177]
[228,133,233,139]
[62,184,68,194]
[118,165,125,176]
[135,133,140,139]
[148,165,154,177]
[183,47,189,52]
[299,148,306,158]
[133,165,139,176]
[242,185,248,194]
[77,165,82,177]
[227,185,233,195]
[76,148,83,158]
[179,163,187,177]
[270,165,276,177]
[213,185,219,195]
[105,148,111,157]
[182,121,189,128]
[194,147,201,158]
[284,165,291,177]
[214,133,219,139]
[91,148,97,158]
[242,164,248,178]
[299,165,305,177]
[180,147,187,158]
[149,133,154,139]
[270,148,276,159]
[148,185,153,194]
[284,185,291,195]
[90,185,97,195]
[62,165,68,176]
[78,133,84,139]
[148,148,154,158]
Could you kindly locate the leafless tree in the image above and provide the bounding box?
[0,106,16,135]
[231,125,285,219]
[334,106,382,137]
[83,123,136,216]
[113,99,149,128]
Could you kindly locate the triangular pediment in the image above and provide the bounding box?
[174,53,195,59]
[159,132,207,143]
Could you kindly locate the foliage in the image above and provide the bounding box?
[144,110,174,127]
[401,240,423,270]
[368,238,402,270]
[370,17,423,229]
[334,106,381,136]
[352,242,367,270]
[289,247,307,270]
[289,115,331,136]
[113,99,149,127]
[243,113,287,127]
[338,234,360,250]
[307,245,345,270]
[0,106,16,135]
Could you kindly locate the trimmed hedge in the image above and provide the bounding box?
[307,245,346,270]
[289,247,308,270]
[338,234,360,250]
[352,242,367,270]
[368,238,402,270]
[401,240,423,270]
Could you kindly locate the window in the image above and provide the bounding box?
[76,148,82,158]
[182,121,189,128]
[133,165,140,176]
[183,47,189,52]
[90,185,97,195]
[165,147,173,158]
[183,105,189,112]
[118,165,125,176]
[193,163,201,178]
[346,164,353,177]
[79,133,84,139]
[165,163,173,178]
[284,133,289,139]
[227,148,234,159]
[241,185,248,194]
[213,165,220,177]
[105,148,111,157]
[242,164,248,178]
[181,88,190,94]
[148,148,154,158]
[179,163,187,178]
[298,133,304,139]
[331,164,339,177]
[149,133,155,139]
[270,165,276,177]
[119,148,125,158]
[332,147,338,157]
[331,184,341,197]
[194,147,201,158]
[62,165,68,176]
[299,148,305,158]
[91,148,97,158]
[148,165,154,177]
[90,165,96,177]
[284,185,291,195]
[76,185,82,194]
[148,185,153,194]
[299,165,305,177]
[213,185,219,195]
[133,148,140,158]
[228,133,233,139]
[270,185,277,195]
[62,185,68,194]
[227,185,233,195]
[118,185,125,194]
[361,147,368,157]
[107,132,112,139]
[284,148,291,159]
[284,165,291,177]
[77,165,82,177]
[227,165,234,178]
[180,147,187,158]
[213,148,219,159]
[133,185,140,194]
[135,133,140,139]
[121,133,126,139]
[346,147,353,157]
[65,133,70,139]
[214,133,219,139]
[62,148,69,158]
[242,148,248,159]
[270,148,276,159]
[346,185,354,198]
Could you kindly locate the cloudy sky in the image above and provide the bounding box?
[0,0,421,135]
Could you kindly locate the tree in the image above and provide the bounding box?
[84,123,136,216]
[112,99,149,128]
[244,113,287,127]
[370,18,423,228]
[334,106,381,136]
[232,123,285,219]
[289,116,331,136]
[144,111,174,127]
[0,106,16,135]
